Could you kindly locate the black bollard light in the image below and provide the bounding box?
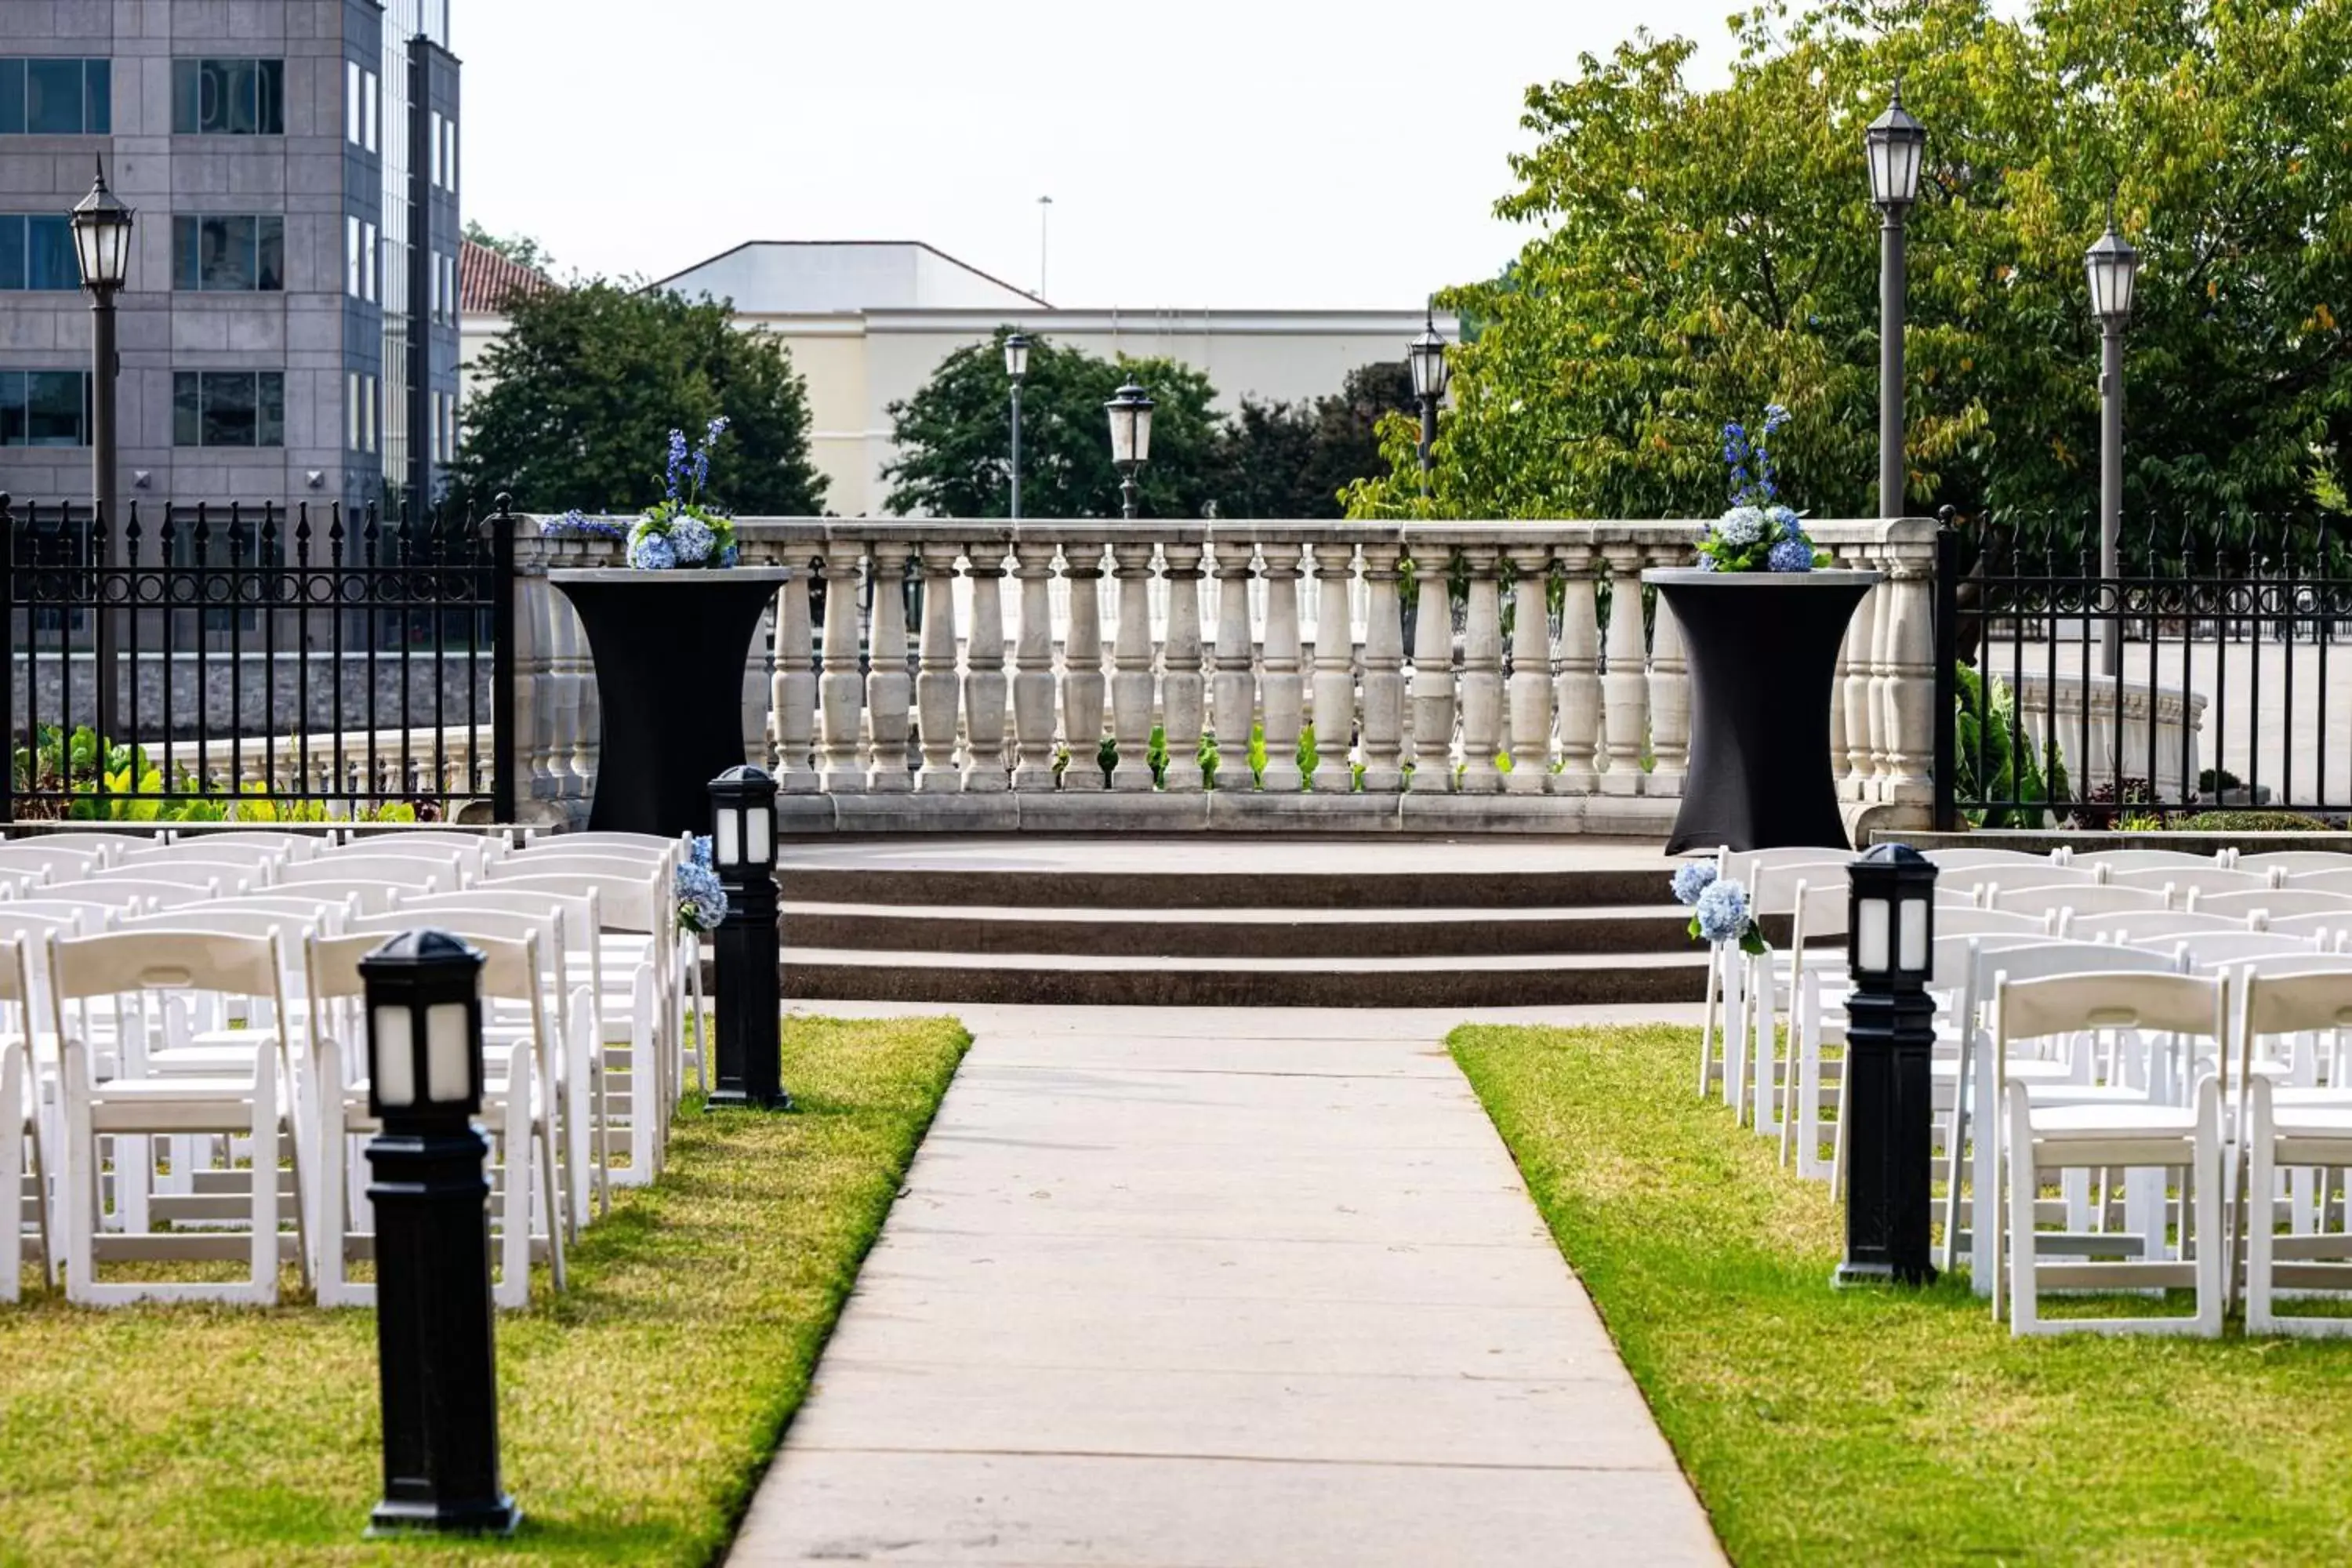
[707,764,789,1111]
[1835,844,1940,1288]
[361,929,520,1538]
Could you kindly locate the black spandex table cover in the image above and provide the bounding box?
[1642,568,1882,856]
[549,568,791,837]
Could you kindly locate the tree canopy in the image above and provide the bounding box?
[462,220,556,275]
[1345,0,2352,564]
[452,280,826,518]
[1211,361,1418,520]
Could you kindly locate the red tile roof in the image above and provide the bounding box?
[459,238,554,315]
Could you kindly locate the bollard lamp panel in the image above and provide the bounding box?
[1848,843,1936,984]
[1105,381,1154,467]
[361,929,486,1118]
[1004,332,1030,382]
[710,764,779,876]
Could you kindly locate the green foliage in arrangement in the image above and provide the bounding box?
[12,726,427,823]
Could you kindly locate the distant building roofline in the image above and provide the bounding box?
[647,239,1051,308]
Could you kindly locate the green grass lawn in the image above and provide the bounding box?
[0,1014,968,1568]
[1454,1022,2352,1567]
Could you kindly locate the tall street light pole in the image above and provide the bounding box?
[1004,332,1029,519]
[1406,303,1450,502]
[2085,202,2142,678]
[1105,380,1154,521]
[71,159,133,746]
[1864,85,1927,520]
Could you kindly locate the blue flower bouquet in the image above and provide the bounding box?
[1695,405,1831,575]
[629,418,739,570]
[1671,861,1768,955]
[676,833,729,933]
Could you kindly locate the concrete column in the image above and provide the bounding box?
[1010,542,1058,792]
[962,543,1009,793]
[1308,540,1357,793]
[1258,539,1306,793]
[914,543,962,792]
[1859,558,1893,798]
[771,553,819,793]
[818,540,867,794]
[1061,542,1108,791]
[1598,545,1648,795]
[1161,539,1207,793]
[865,540,913,793]
[1645,543,1690,797]
[1407,540,1456,792]
[1553,543,1601,795]
[1359,541,1406,794]
[1108,540,1157,791]
[1880,532,1937,806]
[1210,539,1257,791]
[1457,544,1504,794]
[1504,543,1553,795]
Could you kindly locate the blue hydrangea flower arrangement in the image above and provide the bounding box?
[1671,860,1767,954]
[1695,404,1830,575]
[627,417,741,571]
[539,509,630,541]
[677,833,729,933]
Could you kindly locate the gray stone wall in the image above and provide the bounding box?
[14,647,492,737]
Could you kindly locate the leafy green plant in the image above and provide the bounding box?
[2170,810,2335,833]
[1952,664,2056,829]
[12,724,432,823]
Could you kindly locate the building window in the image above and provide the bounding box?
[365,67,378,154]
[172,371,286,448]
[347,217,378,302]
[172,215,285,292]
[0,60,111,136]
[365,375,378,454]
[170,58,286,136]
[0,215,79,291]
[0,370,90,446]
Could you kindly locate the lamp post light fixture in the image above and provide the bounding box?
[1864,83,1927,521]
[71,158,132,743]
[2086,202,2141,677]
[360,929,521,1538]
[1004,332,1030,520]
[1407,304,1450,499]
[1105,379,1154,521]
[1835,844,1940,1289]
[706,764,789,1112]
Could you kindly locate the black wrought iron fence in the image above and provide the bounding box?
[1935,509,2352,831]
[2,493,514,825]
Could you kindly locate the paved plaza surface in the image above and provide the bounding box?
[729,1001,1720,1568]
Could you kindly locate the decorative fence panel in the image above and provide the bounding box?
[1,495,513,824]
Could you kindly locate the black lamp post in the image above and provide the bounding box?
[361,929,519,1538]
[2086,201,2141,677]
[1864,84,1927,520]
[1004,332,1029,520]
[1835,844,1939,1288]
[70,158,132,744]
[1104,380,1153,520]
[706,764,789,1111]
[1407,304,1450,498]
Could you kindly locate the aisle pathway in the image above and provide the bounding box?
[730,1003,1721,1567]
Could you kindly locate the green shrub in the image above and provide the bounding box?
[2169,810,2336,833]
[1953,664,2057,829]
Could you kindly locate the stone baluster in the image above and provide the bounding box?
[1830,601,1853,797]
[1881,531,1936,808]
[1061,542,1108,790]
[1308,539,1357,792]
[770,554,819,792]
[1842,556,1881,794]
[1109,540,1157,790]
[1862,552,1896,798]
[914,542,962,791]
[1258,539,1306,793]
[1010,541,1058,790]
[1407,541,1456,791]
[1162,539,1207,791]
[1554,543,1601,794]
[1598,545,1649,794]
[1504,543,1554,794]
[1359,540,1406,793]
[818,539,867,793]
[1645,543,1690,797]
[865,540,913,792]
[1210,539,1257,790]
[1457,544,1504,793]
[963,542,1010,792]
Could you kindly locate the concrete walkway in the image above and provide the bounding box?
[730,1003,1722,1568]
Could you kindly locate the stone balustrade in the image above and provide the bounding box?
[510,516,1940,835]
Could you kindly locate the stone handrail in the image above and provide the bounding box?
[510,516,1939,835]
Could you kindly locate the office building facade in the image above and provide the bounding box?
[0,0,462,517]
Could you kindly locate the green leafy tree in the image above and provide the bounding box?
[452,281,826,517]
[1348,0,2352,565]
[883,332,1223,519]
[1211,361,1418,519]
[462,220,556,274]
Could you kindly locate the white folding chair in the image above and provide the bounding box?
[2,941,49,1301]
[2239,851,2352,877]
[50,929,307,1305]
[2266,909,2352,946]
[2106,865,2278,905]
[306,930,567,1309]
[2076,849,2238,876]
[1700,847,1850,1111]
[1995,970,2228,1336]
[0,842,114,884]
[1962,862,2104,902]
[2069,910,2252,943]
[1733,855,1852,1135]
[119,839,292,874]
[324,833,492,880]
[277,858,452,904]
[1994,882,2169,927]
[163,827,324,862]
[2162,931,2329,971]
[2191,887,2352,923]
[1921,848,2069,873]
[2240,967,2352,1335]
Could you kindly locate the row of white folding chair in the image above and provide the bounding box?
[2239,967,2352,1334]
[2,941,46,1300]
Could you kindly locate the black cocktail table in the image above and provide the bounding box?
[549,568,789,837]
[1643,568,1882,855]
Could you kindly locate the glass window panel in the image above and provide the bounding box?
[220,59,256,135]
[0,217,24,291]
[346,215,361,296]
[0,61,24,135]
[347,372,360,451]
[447,121,458,189]
[257,216,282,291]
[198,215,256,291]
[257,372,284,448]
[346,60,360,143]
[85,60,109,133]
[365,221,376,302]
[170,60,198,134]
[172,372,199,446]
[26,371,85,447]
[26,59,81,135]
[26,216,75,290]
[366,375,377,452]
[201,371,258,447]
[0,373,24,445]
[172,215,199,290]
[258,60,283,134]
[364,71,377,153]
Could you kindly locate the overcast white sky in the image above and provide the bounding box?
[456,0,1741,309]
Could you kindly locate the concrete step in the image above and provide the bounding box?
[784,902,1698,960]
[781,947,1711,1010]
